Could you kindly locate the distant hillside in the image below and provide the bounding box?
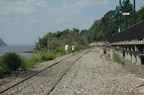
[0,39,7,46]
[80,4,144,43]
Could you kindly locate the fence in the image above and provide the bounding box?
[110,20,144,43]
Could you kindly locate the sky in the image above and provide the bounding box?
[0,0,143,46]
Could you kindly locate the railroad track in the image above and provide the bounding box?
[0,49,90,95]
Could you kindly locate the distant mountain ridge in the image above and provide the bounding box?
[0,39,7,46]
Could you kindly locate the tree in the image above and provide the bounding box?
[35,28,88,51]
[137,6,144,22]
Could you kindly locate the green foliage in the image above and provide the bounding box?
[1,52,22,70]
[20,56,37,69]
[21,48,65,69]
[105,53,124,65]
[75,45,90,52]
[105,54,111,61]
[113,53,121,63]
[35,28,88,51]
[105,54,110,58]
[113,52,125,65]
[81,3,144,43]
[22,51,57,69]
[136,6,144,22]
[21,52,55,69]
[0,52,22,77]
[0,58,10,77]
[21,45,89,69]
[53,48,65,56]
[86,10,114,42]
[0,45,89,77]
[38,52,56,61]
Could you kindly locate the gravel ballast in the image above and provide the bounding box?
[49,48,144,95]
[1,48,144,95]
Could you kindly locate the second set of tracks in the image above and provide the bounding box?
[0,49,90,95]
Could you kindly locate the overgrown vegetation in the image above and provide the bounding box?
[34,3,144,50]
[0,59,10,77]
[0,46,89,77]
[1,52,22,70]
[35,28,88,51]
[81,4,144,43]
[105,52,125,65]
[20,51,57,69]
[0,26,90,78]
[113,52,125,65]
[0,52,22,77]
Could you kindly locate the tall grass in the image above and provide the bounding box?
[21,52,56,69]
[20,57,37,69]
[21,46,90,69]
[53,48,65,56]
[21,48,65,69]
[0,46,90,77]
[105,52,125,65]
[113,52,125,65]
[75,45,90,52]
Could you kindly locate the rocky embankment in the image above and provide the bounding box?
[24,50,40,53]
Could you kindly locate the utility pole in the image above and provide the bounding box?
[119,0,122,32]
[125,0,128,28]
[116,6,119,33]
[133,0,136,24]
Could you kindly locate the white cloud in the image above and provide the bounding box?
[56,17,74,23]
[0,0,47,16]
[76,0,108,6]
[35,1,46,7]
[13,16,38,25]
[17,19,38,25]
[26,19,38,24]
[82,24,89,27]
[48,1,69,11]
[48,0,109,13]
[89,16,97,22]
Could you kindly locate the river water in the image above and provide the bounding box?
[0,46,35,58]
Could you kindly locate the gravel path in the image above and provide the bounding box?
[0,49,88,95]
[1,48,144,95]
[49,48,144,95]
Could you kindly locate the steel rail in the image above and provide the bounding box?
[46,50,90,95]
[0,51,82,94]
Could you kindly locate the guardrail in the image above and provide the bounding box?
[110,20,144,43]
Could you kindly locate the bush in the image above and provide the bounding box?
[1,52,22,70]
[20,51,57,69]
[53,48,65,56]
[104,52,124,65]
[113,53,121,63]
[20,57,38,69]
[75,45,90,52]
[37,52,56,61]
[0,61,10,77]
[113,52,125,65]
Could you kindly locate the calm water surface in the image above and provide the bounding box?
[0,46,35,58]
